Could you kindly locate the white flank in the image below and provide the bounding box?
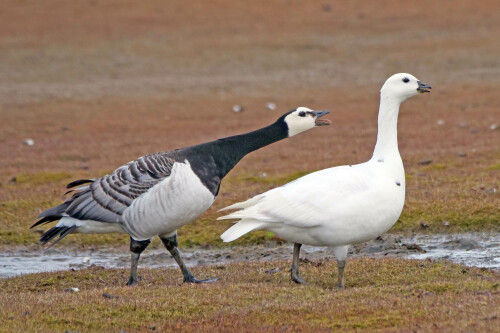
[121,161,215,241]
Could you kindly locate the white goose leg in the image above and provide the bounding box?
[332,245,349,289]
[291,243,306,284]
[160,232,218,284]
[127,237,151,286]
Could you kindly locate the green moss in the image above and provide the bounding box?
[12,171,72,185]
[486,162,500,171]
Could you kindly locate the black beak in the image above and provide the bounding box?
[310,110,330,118]
[417,81,432,93]
[310,110,331,126]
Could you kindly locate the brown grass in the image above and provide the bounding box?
[0,258,498,332]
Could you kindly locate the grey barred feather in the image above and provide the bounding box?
[35,152,178,226]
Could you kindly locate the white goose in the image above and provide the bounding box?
[219,73,431,288]
[33,107,330,285]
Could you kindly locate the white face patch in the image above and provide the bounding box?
[284,107,317,137]
[380,73,420,101]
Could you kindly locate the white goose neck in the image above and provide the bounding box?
[372,92,402,161]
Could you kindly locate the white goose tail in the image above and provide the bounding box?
[218,195,264,212]
[220,219,264,242]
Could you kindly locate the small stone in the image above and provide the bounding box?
[61,126,69,131]
[23,138,35,146]
[64,287,80,293]
[265,102,276,110]
[436,119,445,125]
[490,124,498,130]
[8,177,17,184]
[404,243,426,253]
[82,257,90,264]
[265,268,281,274]
[442,221,450,227]
[420,221,430,229]
[486,188,497,194]
[471,128,478,134]
[232,105,244,113]
[418,159,432,165]
[102,292,118,299]
[459,122,468,128]
[322,4,332,12]
[458,152,467,157]
[261,173,267,178]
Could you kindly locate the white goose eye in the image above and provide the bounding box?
[402,77,410,83]
[298,111,306,117]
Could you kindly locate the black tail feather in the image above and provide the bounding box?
[37,201,70,218]
[31,215,60,229]
[40,226,76,246]
[45,226,77,249]
[66,179,94,189]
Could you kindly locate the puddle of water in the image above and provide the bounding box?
[0,233,498,279]
[406,233,500,270]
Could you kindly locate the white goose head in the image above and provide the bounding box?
[282,107,331,137]
[381,73,432,102]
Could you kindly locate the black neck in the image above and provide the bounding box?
[180,120,288,179]
[211,120,288,176]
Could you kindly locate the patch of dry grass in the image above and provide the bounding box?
[0,258,498,332]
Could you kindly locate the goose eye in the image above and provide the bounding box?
[298,111,306,117]
[402,77,410,83]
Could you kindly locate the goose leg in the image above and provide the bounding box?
[160,233,218,284]
[291,243,306,284]
[332,245,349,289]
[336,259,346,289]
[127,237,151,286]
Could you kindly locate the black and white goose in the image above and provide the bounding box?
[33,107,330,285]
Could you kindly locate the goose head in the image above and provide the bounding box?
[281,107,331,137]
[381,73,432,102]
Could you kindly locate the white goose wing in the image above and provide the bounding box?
[220,164,372,228]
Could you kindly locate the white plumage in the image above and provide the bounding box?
[219,73,432,288]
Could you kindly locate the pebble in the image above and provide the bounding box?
[266,102,276,110]
[82,257,90,264]
[64,287,80,293]
[490,124,498,130]
[232,105,244,113]
[23,138,35,146]
[458,152,467,157]
[442,221,450,227]
[420,221,430,229]
[102,292,118,299]
[459,122,468,128]
[436,119,445,125]
[418,159,432,165]
[265,268,281,275]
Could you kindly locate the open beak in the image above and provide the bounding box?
[417,81,432,93]
[310,110,331,126]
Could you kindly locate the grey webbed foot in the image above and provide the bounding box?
[161,233,219,284]
[184,276,219,284]
[291,269,307,284]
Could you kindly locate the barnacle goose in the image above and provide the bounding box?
[33,107,330,285]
